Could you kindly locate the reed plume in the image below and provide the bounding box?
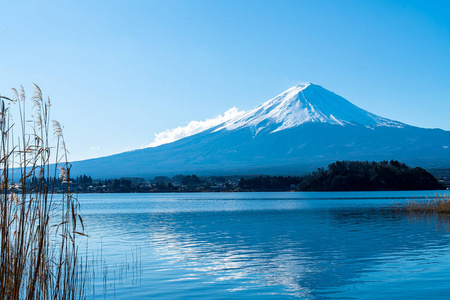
[0,84,86,299]
[400,194,450,214]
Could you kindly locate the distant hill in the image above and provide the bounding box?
[429,168,450,180]
[71,84,450,178]
[296,160,443,191]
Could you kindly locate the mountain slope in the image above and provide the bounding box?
[72,84,450,178]
[217,83,403,133]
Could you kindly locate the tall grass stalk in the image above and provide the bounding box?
[400,194,450,214]
[0,85,86,299]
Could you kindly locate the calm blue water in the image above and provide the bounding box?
[78,191,450,299]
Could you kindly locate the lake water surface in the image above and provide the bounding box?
[78,191,450,299]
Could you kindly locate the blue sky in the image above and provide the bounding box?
[0,0,449,161]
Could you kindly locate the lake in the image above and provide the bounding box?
[77,191,450,299]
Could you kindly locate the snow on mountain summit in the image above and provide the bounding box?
[72,83,450,178]
[216,83,403,134]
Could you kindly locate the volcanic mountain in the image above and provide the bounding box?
[73,83,450,178]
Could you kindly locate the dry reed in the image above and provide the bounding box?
[398,193,450,214]
[0,85,86,299]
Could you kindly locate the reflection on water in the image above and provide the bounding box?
[79,192,450,299]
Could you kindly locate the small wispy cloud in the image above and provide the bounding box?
[148,107,245,148]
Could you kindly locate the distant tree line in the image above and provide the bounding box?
[24,160,442,193]
[70,174,242,193]
[238,176,302,191]
[239,160,443,191]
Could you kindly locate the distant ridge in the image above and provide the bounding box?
[72,84,450,178]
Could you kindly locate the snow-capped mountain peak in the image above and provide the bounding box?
[72,83,450,178]
[216,83,403,134]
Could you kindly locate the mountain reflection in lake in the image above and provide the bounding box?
[78,192,450,299]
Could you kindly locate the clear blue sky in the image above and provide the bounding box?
[1,0,449,161]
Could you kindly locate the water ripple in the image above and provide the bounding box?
[79,191,450,299]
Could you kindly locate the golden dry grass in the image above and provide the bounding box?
[399,194,450,214]
[0,85,86,299]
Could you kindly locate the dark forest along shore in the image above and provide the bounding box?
[70,161,446,193]
[79,191,450,299]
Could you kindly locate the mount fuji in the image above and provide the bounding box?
[72,83,450,178]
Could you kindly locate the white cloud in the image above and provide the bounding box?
[148,107,245,148]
